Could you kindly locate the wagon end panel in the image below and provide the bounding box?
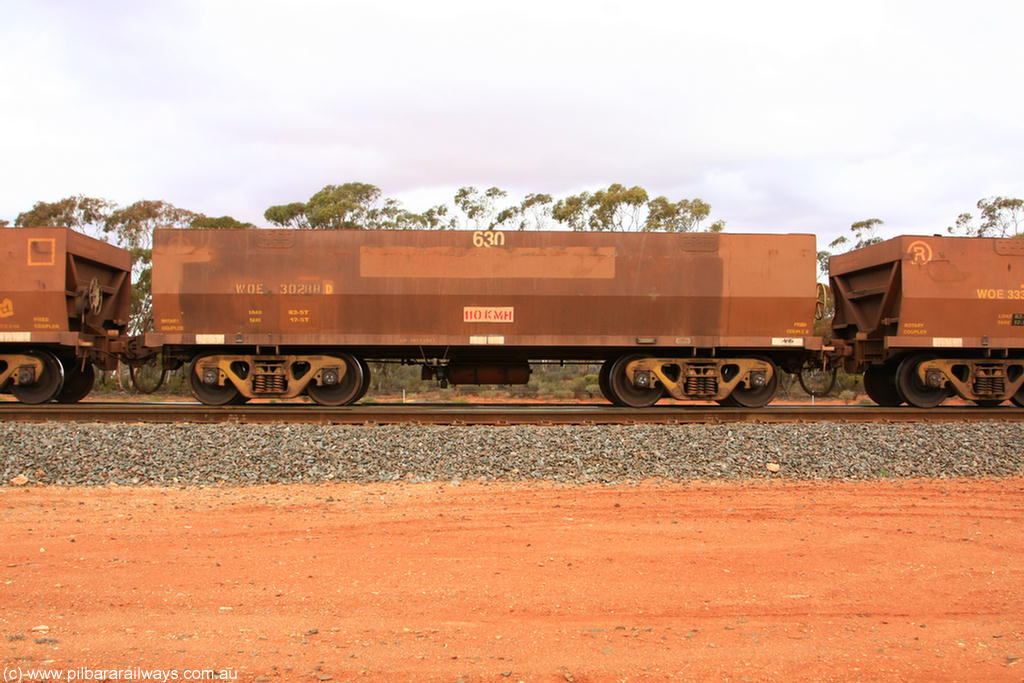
[1,227,131,344]
[719,233,819,349]
[0,227,70,339]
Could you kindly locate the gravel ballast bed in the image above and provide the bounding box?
[2,422,1023,486]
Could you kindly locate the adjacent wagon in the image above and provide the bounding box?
[830,235,1024,407]
[0,227,132,403]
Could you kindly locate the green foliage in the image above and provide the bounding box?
[828,218,884,252]
[264,201,310,228]
[265,181,722,234]
[15,195,115,239]
[517,193,554,230]
[418,204,454,230]
[816,250,832,280]
[589,184,648,232]
[105,199,197,250]
[453,186,508,230]
[644,196,718,232]
[480,193,556,232]
[126,247,153,335]
[551,184,649,232]
[265,183,426,231]
[551,192,592,231]
[367,363,432,395]
[552,184,722,233]
[849,218,884,247]
[306,182,383,230]
[947,196,1024,237]
[191,215,256,229]
[488,190,551,232]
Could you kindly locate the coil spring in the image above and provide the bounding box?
[253,373,287,394]
[974,376,1004,396]
[685,376,718,396]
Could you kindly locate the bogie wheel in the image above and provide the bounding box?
[1012,385,1024,408]
[12,350,65,404]
[895,354,947,408]
[307,353,364,406]
[608,355,662,408]
[728,358,780,408]
[862,363,903,407]
[354,358,371,402]
[598,359,619,405]
[187,354,242,406]
[56,359,96,403]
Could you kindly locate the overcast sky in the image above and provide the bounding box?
[1,0,1022,245]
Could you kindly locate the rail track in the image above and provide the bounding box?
[2,401,1023,425]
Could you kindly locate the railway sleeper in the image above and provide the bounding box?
[915,358,1024,403]
[624,357,776,402]
[191,354,351,401]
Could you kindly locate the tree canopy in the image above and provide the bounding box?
[264,182,725,233]
[947,196,1024,237]
[265,182,424,230]
[14,195,116,240]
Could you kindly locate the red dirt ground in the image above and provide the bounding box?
[2,479,1023,682]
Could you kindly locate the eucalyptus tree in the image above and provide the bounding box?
[948,196,1024,237]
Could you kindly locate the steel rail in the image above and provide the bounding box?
[1,402,1023,425]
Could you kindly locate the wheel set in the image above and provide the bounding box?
[3,349,100,405]
[861,354,1024,408]
[860,356,950,408]
[598,354,781,408]
[186,352,370,406]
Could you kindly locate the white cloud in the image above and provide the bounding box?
[1,0,1021,247]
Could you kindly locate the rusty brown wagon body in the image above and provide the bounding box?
[0,227,132,403]
[830,235,1024,407]
[148,228,820,406]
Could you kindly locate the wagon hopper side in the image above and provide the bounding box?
[830,235,1024,407]
[147,228,821,407]
[0,227,132,403]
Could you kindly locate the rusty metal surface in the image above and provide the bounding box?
[831,235,1024,353]
[0,227,132,349]
[148,229,819,357]
[1,401,1021,425]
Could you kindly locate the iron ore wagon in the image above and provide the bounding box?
[147,228,821,407]
[0,227,132,403]
[830,235,1024,407]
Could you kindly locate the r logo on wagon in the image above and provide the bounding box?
[464,306,514,323]
[907,240,933,266]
